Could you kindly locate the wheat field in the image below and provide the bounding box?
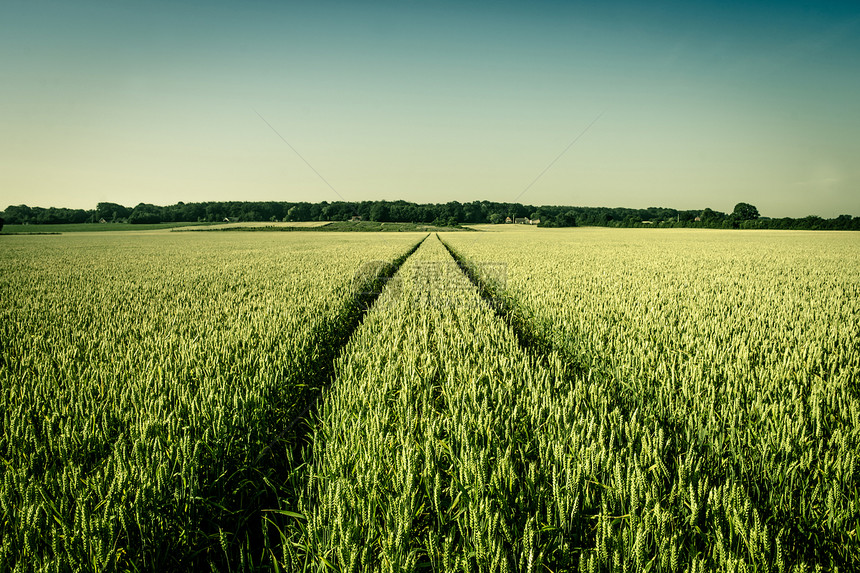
[2,228,857,572]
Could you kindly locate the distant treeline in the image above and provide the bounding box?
[2,200,859,230]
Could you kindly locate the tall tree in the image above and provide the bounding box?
[732,202,760,220]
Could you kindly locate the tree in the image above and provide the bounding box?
[369,202,390,222]
[287,203,311,221]
[128,203,162,224]
[551,210,577,227]
[732,202,760,221]
[443,201,464,223]
[0,217,4,232]
[799,215,823,230]
[3,205,34,224]
[699,208,722,222]
[488,213,504,224]
[97,202,131,222]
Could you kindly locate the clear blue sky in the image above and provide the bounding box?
[2,0,859,217]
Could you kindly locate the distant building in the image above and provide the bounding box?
[530,219,540,225]
[642,220,653,225]
[350,215,362,222]
[515,217,529,224]
[505,216,512,223]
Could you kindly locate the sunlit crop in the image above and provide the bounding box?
[0,231,422,570]
[441,227,860,571]
[3,227,857,572]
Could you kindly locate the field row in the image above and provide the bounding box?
[267,230,859,571]
[0,232,424,570]
[2,228,858,572]
[282,234,572,570]
[443,228,860,571]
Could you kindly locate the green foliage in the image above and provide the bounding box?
[369,202,391,222]
[96,202,132,222]
[732,202,760,221]
[6,200,858,229]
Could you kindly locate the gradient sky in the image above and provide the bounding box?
[2,0,859,217]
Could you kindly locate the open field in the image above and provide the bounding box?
[2,220,466,235]
[441,227,860,570]
[0,231,425,570]
[2,227,858,571]
[1,222,212,233]
[173,221,332,230]
[176,221,468,233]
